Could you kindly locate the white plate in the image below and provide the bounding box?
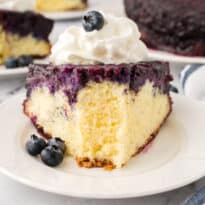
[0,93,205,198]
[0,65,28,78]
[0,58,49,78]
[148,49,205,64]
[42,10,88,21]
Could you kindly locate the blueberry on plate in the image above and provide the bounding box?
[18,55,33,67]
[82,11,104,32]
[48,137,66,154]
[40,145,64,167]
[5,57,19,69]
[26,134,47,156]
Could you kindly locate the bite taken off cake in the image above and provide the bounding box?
[23,11,173,170]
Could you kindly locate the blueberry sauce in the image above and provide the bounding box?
[26,62,172,105]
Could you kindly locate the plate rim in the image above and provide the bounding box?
[0,67,28,76]
[148,49,205,64]
[0,165,204,199]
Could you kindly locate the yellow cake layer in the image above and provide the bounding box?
[36,0,87,12]
[0,27,51,64]
[25,81,171,168]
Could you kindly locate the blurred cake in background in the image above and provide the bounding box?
[13,0,88,12]
[124,0,205,57]
[24,11,172,169]
[0,10,53,64]
[36,0,88,12]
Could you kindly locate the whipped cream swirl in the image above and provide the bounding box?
[50,12,148,65]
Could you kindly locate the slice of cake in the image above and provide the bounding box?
[36,0,88,12]
[0,10,53,64]
[124,0,205,57]
[24,63,172,169]
[23,11,172,169]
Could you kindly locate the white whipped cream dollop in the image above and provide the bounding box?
[50,13,148,65]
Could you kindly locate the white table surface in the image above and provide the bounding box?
[0,9,204,204]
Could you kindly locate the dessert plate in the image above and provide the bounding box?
[148,49,205,64]
[0,66,28,78]
[0,93,205,199]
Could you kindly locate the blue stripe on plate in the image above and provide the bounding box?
[183,186,205,205]
[180,64,202,90]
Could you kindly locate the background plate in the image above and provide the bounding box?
[0,93,205,198]
[0,58,48,78]
[148,49,205,64]
[42,0,124,20]
[0,0,124,20]
[0,66,27,77]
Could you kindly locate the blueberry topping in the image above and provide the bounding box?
[169,84,179,93]
[18,55,33,67]
[26,134,47,156]
[27,63,171,105]
[40,145,64,167]
[48,137,66,154]
[5,57,19,68]
[82,11,104,32]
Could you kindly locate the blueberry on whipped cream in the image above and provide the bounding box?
[50,11,147,65]
[82,11,104,32]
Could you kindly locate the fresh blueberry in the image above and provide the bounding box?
[48,138,66,154]
[5,57,19,68]
[82,11,104,32]
[18,55,33,67]
[40,145,64,167]
[26,134,47,156]
[169,84,179,93]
